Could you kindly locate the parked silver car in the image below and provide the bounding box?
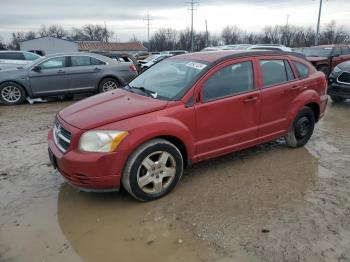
[0,51,41,70]
[0,52,138,105]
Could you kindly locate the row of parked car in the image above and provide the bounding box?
[0,43,350,105]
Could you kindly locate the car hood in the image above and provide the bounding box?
[306,56,328,62]
[337,61,350,71]
[59,89,168,130]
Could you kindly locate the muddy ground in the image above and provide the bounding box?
[0,98,350,262]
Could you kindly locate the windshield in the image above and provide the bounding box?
[128,59,208,100]
[302,47,333,57]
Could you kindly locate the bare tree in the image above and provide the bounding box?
[221,26,242,45]
[38,25,67,38]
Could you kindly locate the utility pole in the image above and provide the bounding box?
[186,0,199,52]
[205,19,208,47]
[144,11,153,51]
[104,21,108,42]
[315,0,323,45]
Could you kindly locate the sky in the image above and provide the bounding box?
[0,0,349,43]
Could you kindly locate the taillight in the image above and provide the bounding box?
[128,64,137,73]
[321,75,327,95]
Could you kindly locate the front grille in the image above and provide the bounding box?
[54,120,72,153]
[337,72,350,85]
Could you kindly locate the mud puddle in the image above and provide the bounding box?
[1,100,350,262]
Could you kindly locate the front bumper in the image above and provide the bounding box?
[48,129,125,191]
[328,80,350,98]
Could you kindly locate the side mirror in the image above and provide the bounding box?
[32,66,41,72]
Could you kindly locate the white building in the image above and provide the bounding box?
[20,36,147,56]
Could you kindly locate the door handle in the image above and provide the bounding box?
[57,70,66,74]
[244,96,258,103]
[289,85,301,91]
[94,67,102,72]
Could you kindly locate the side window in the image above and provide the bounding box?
[71,56,92,67]
[284,60,295,81]
[23,52,40,61]
[293,61,309,79]
[39,57,66,70]
[0,52,7,59]
[341,47,350,55]
[203,61,254,102]
[4,52,25,60]
[259,60,288,87]
[91,57,106,65]
[333,48,341,56]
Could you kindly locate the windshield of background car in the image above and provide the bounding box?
[302,47,333,57]
[128,59,208,100]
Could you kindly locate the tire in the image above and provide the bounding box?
[122,139,184,201]
[318,65,330,77]
[331,95,346,103]
[98,78,120,93]
[0,82,26,105]
[285,107,315,148]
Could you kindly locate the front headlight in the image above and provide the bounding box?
[78,131,128,153]
[333,66,342,73]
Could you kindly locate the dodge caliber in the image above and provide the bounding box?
[48,50,328,201]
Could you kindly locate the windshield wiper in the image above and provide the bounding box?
[126,85,158,98]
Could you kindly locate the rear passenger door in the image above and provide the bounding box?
[66,55,106,93]
[257,57,301,140]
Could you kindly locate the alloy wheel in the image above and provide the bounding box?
[136,151,177,194]
[1,86,22,103]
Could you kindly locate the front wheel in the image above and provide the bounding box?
[285,107,315,148]
[0,82,26,105]
[122,139,184,201]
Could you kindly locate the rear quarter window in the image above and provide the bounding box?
[292,61,309,79]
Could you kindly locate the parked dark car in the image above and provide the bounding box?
[92,52,141,72]
[301,45,350,76]
[48,50,328,201]
[0,52,138,105]
[328,61,350,102]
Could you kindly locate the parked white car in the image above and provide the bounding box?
[0,51,41,70]
[248,44,292,52]
[139,54,172,71]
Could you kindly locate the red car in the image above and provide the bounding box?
[301,45,350,76]
[48,50,328,201]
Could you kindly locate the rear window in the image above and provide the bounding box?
[293,61,309,79]
[259,60,291,87]
[23,52,40,61]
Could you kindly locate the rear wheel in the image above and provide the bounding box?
[0,82,26,105]
[122,139,184,201]
[98,78,120,93]
[331,95,346,103]
[285,107,315,148]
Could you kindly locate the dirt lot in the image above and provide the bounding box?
[0,99,350,262]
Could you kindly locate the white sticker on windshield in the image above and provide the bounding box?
[186,62,207,70]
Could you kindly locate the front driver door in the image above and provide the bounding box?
[28,56,70,96]
[194,59,261,161]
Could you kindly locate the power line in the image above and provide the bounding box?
[186,0,199,52]
[143,11,153,51]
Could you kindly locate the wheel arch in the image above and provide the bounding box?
[0,80,30,97]
[304,102,320,123]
